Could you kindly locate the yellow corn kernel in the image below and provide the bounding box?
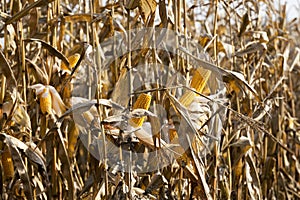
[179,91,196,107]
[40,87,52,115]
[179,68,211,107]
[61,53,80,71]
[190,68,211,93]
[1,148,14,179]
[130,93,152,127]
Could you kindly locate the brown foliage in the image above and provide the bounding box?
[0,0,299,199]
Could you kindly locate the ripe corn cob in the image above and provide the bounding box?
[40,87,52,115]
[170,68,211,166]
[68,122,79,157]
[130,93,152,127]
[179,68,211,107]
[1,148,14,179]
[61,53,80,71]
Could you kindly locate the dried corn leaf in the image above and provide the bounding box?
[45,127,75,199]
[0,134,47,175]
[235,41,267,57]
[0,133,33,199]
[60,97,122,119]
[3,101,31,130]
[0,50,17,86]
[138,0,157,23]
[111,68,130,109]
[145,172,168,194]
[180,47,260,101]
[26,58,49,84]
[25,38,69,69]
[125,0,139,10]
[64,14,92,23]
[5,0,55,24]
[238,12,250,37]
[186,135,212,200]
[245,154,262,200]
[159,0,168,28]
[56,127,75,199]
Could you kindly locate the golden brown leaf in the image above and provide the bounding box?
[138,0,157,23]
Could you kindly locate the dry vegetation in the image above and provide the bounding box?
[0,0,300,199]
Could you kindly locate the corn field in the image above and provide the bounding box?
[0,0,299,199]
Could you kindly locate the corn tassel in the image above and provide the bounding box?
[40,87,52,115]
[1,148,14,179]
[61,53,80,71]
[179,68,211,107]
[130,93,152,127]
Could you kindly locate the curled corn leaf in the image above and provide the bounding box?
[130,93,152,127]
[3,100,31,130]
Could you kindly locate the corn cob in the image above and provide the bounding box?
[40,87,52,115]
[61,53,80,71]
[68,122,79,157]
[170,68,211,166]
[129,93,152,127]
[1,148,14,179]
[179,68,211,107]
